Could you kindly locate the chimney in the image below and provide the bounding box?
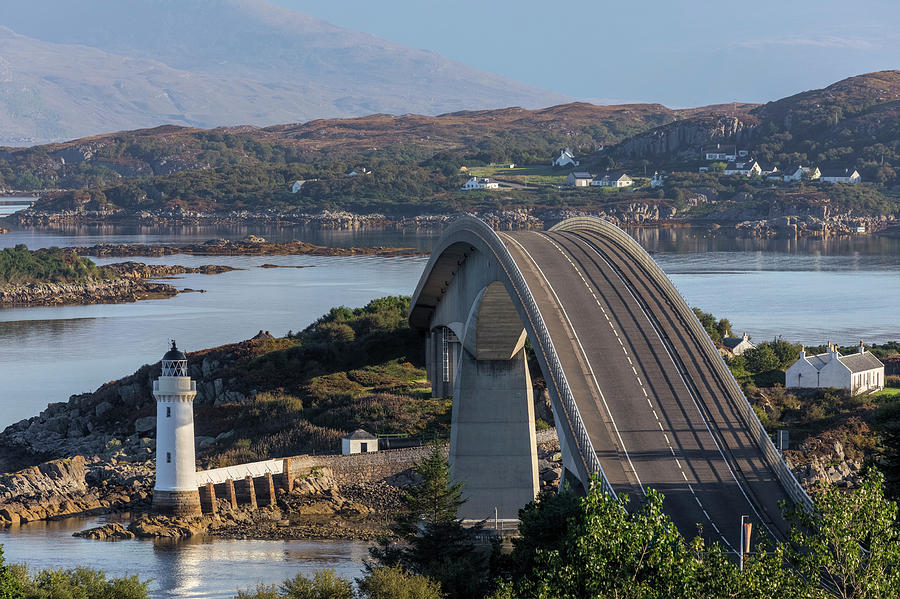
[799,345,806,359]
[859,340,864,354]
[742,332,749,341]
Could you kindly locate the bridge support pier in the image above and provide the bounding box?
[450,347,538,520]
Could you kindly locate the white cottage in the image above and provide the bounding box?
[291,180,306,194]
[785,342,884,395]
[553,147,579,167]
[342,429,379,454]
[819,168,861,184]
[592,172,633,188]
[722,332,755,356]
[461,177,500,190]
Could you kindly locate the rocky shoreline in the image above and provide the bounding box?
[0,278,180,307]
[6,204,894,239]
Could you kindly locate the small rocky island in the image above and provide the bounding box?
[0,245,240,307]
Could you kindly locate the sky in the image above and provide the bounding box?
[275,0,899,107]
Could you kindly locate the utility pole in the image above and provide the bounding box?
[739,515,752,571]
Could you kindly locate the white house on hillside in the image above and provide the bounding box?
[553,147,579,167]
[592,172,633,188]
[722,332,755,356]
[724,160,762,177]
[703,144,741,162]
[291,180,306,194]
[567,172,593,187]
[785,342,884,395]
[650,172,665,188]
[461,177,499,190]
[820,168,861,184]
[780,166,821,182]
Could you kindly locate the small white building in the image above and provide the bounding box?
[592,172,633,188]
[553,147,579,167]
[291,180,306,194]
[722,332,755,356]
[785,342,885,395]
[702,144,738,162]
[461,177,500,190]
[650,172,665,188]
[781,166,821,182]
[342,429,379,454]
[567,172,593,187]
[820,168,861,184]
[724,160,762,177]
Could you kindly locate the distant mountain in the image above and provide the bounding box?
[0,0,569,145]
[614,71,900,182]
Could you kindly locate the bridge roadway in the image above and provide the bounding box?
[499,228,793,549]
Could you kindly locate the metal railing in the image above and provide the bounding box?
[550,217,813,513]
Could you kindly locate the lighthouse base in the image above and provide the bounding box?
[152,489,202,516]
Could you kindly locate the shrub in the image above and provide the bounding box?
[357,567,443,599]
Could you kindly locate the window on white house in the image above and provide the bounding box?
[166,452,171,463]
[166,406,171,418]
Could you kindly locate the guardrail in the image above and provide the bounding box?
[417,216,616,498]
[550,217,813,513]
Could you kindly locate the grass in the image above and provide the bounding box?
[872,387,900,400]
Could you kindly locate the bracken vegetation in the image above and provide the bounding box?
[0,245,112,286]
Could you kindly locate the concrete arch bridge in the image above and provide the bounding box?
[409,216,811,550]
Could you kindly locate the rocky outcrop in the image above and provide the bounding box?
[616,115,759,158]
[74,522,135,540]
[0,279,178,307]
[104,262,240,278]
[71,237,423,258]
[0,456,152,527]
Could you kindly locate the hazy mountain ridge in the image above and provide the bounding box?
[0,0,569,145]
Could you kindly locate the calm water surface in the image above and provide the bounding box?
[0,516,368,599]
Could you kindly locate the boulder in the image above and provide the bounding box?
[74,522,135,540]
[134,417,156,434]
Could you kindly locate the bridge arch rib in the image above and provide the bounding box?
[409,216,615,520]
[411,215,810,546]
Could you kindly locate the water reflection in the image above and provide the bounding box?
[0,516,369,599]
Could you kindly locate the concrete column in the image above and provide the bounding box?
[264,472,276,507]
[242,475,257,509]
[199,482,218,515]
[222,478,238,509]
[450,347,538,520]
[282,458,293,493]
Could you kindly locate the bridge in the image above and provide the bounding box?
[409,215,812,550]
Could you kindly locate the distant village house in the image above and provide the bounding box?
[779,166,820,182]
[567,172,593,187]
[722,332,755,356]
[592,172,633,188]
[553,147,579,167]
[291,180,306,194]
[819,168,861,184]
[785,342,884,395]
[702,144,746,162]
[724,160,762,177]
[461,176,500,190]
[650,172,665,188]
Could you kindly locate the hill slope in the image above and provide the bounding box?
[0,0,569,145]
[614,71,900,183]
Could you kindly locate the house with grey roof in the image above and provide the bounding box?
[785,342,884,395]
[342,429,379,454]
[722,332,755,356]
[819,168,861,184]
[591,172,633,188]
[567,172,594,187]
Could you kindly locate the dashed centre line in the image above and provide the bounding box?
[537,232,734,550]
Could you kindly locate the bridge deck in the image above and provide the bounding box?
[501,230,792,549]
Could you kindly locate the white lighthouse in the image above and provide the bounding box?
[152,341,202,516]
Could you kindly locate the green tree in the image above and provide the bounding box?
[357,567,443,599]
[787,471,900,599]
[0,547,24,599]
[368,447,484,599]
[744,345,781,373]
